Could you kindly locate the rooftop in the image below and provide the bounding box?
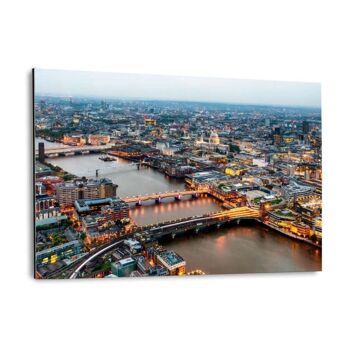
[119,257,135,266]
[75,197,127,213]
[187,170,228,183]
[158,250,184,266]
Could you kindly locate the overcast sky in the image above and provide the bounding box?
[34,68,321,107]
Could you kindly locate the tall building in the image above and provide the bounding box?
[272,126,282,145]
[302,121,310,134]
[38,142,45,163]
[273,126,281,135]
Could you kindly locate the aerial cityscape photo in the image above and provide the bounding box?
[33,69,322,279]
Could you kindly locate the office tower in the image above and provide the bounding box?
[302,120,310,134]
[38,142,45,163]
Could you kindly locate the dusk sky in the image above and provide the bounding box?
[35,68,321,107]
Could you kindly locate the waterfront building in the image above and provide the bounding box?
[290,221,311,237]
[156,250,186,276]
[187,157,215,170]
[110,144,160,159]
[185,170,229,189]
[314,216,322,238]
[88,134,110,145]
[98,200,129,220]
[163,161,196,178]
[80,198,129,242]
[148,265,169,276]
[209,181,248,206]
[75,197,128,217]
[62,134,86,146]
[268,209,296,229]
[56,178,117,207]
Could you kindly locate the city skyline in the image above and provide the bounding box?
[34,70,322,279]
[35,69,321,108]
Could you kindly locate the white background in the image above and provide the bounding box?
[0,1,349,349]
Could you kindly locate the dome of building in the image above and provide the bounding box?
[209,131,220,145]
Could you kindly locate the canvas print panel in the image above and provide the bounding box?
[33,69,322,279]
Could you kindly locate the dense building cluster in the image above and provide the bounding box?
[34,96,322,278]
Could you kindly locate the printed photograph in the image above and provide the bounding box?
[33,69,322,279]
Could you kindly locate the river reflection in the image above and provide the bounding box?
[35,137,69,149]
[161,223,321,274]
[46,153,185,197]
[131,196,222,226]
[41,143,321,274]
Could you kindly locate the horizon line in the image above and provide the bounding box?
[34,94,321,110]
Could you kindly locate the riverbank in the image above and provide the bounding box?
[259,220,322,248]
[162,220,321,274]
[42,161,76,181]
[44,153,185,197]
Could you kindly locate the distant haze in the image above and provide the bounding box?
[34,68,321,108]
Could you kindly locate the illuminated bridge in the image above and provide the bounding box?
[35,145,113,158]
[68,206,260,279]
[136,206,260,239]
[122,190,207,205]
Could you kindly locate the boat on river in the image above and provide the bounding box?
[99,156,115,162]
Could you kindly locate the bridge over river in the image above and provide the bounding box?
[135,206,260,239]
[35,145,113,158]
[123,190,207,205]
[67,206,260,279]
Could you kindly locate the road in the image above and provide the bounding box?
[69,240,124,279]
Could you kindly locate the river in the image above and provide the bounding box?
[41,141,321,274]
[35,137,70,149]
[161,223,321,274]
[46,153,185,198]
